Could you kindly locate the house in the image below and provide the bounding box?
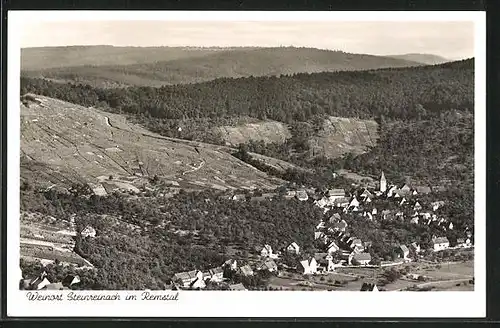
[299,257,318,275]
[315,231,326,240]
[415,186,432,194]
[81,226,96,238]
[349,197,360,209]
[360,189,374,200]
[432,237,450,251]
[21,272,51,290]
[410,242,421,253]
[223,259,238,271]
[456,238,472,248]
[329,213,341,223]
[448,222,454,230]
[286,242,300,255]
[431,201,445,212]
[231,194,246,201]
[190,271,206,289]
[173,270,199,288]
[349,238,363,250]
[327,189,346,200]
[326,241,340,254]
[381,210,391,220]
[333,197,350,208]
[296,190,309,202]
[350,252,372,266]
[380,172,387,192]
[399,198,406,206]
[238,265,254,276]
[208,267,224,282]
[387,185,397,197]
[229,283,247,291]
[62,274,81,288]
[333,220,348,232]
[43,282,69,290]
[372,208,378,215]
[360,282,379,292]
[260,244,273,257]
[395,245,410,259]
[258,260,278,272]
[413,202,422,211]
[314,253,335,272]
[410,217,419,224]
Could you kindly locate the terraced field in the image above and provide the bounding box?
[20,95,294,192]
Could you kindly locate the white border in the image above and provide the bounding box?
[7,11,486,318]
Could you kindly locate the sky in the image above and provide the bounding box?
[20,20,475,59]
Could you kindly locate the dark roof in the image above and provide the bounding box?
[360,282,378,291]
[432,237,450,244]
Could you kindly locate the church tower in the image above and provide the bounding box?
[380,171,387,193]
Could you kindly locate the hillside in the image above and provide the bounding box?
[387,53,450,65]
[215,117,378,159]
[20,95,295,193]
[21,45,235,70]
[21,59,474,124]
[21,46,423,87]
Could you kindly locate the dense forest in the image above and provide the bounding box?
[21,59,473,123]
[20,185,326,289]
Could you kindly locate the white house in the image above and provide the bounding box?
[81,226,96,238]
[326,241,340,254]
[350,253,372,266]
[413,202,422,211]
[327,189,346,200]
[329,213,341,223]
[432,237,450,251]
[299,257,318,275]
[286,242,300,255]
[296,190,309,202]
[349,197,360,209]
[314,253,335,272]
[260,244,273,257]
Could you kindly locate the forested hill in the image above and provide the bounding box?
[387,53,450,65]
[21,59,474,122]
[21,47,423,87]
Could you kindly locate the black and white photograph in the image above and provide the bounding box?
[7,11,486,317]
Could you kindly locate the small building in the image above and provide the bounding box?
[350,252,372,266]
[260,244,273,257]
[333,220,348,232]
[208,267,224,282]
[456,238,472,248]
[238,265,254,276]
[286,242,300,255]
[415,186,432,194]
[258,260,278,272]
[413,202,423,211]
[62,275,81,288]
[360,282,379,292]
[223,259,238,271]
[299,257,318,275]
[410,242,421,253]
[329,213,342,223]
[349,238,363,250]
[327,189,346,200]
[296,190,309,202]
[43,282,69,290]
[380,172,387,193]
[432,237,450,251]
[314,253,335,272]
[326,241,340,254]
[333,197,350,208]
[349,197,360,209]
[395,245,410,260]
[81,226,96,238]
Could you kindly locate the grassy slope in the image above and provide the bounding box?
[22,46,422,87]
[21,95,295,191]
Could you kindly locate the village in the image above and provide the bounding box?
[166,172,474,291]
[19,171,474,292]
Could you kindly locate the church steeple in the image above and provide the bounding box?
[380,171,387,192]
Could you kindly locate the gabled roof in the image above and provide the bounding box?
[328,189,345,197]
[44,282,68,290]
[329,213,342,222]
[399,245,409,253]
[260,260,278,271]
[209,267,224,276]
[360,282,378,291]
